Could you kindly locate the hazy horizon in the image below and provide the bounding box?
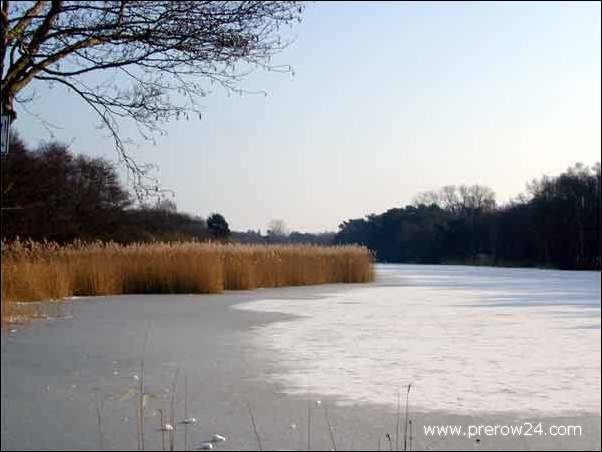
[13,1,601,233]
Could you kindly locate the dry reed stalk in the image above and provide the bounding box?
[395,390,401,451]
[246,401,263,451]
[158,409,166,451]
[403,384,412,452]
[137,331,150,451]
[137,358,145,451]
[386,433,393,451]
[184,374,188,452]
[323,403,337,451]
[96,391,104,451]
[307,399,311,451]
[1,240,374,324]
[169,369,179,451]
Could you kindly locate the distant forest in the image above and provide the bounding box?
[0,136,331,245]
[1,136,600,270]
[335,164,601,270]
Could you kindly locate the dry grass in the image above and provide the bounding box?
[1,239,374,324]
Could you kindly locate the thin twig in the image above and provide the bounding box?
[307,400,311,451]
[323,404,337,451]
[95,391,104,451]
[137,330,150,451]
[386,433,393,451]
[158,409,166,452]
[169,369,179,451]
[137,369,141,451]
[395,390,401,451]
[184,374,188,452]
[138,358,145,451]
[246,401,263,451]
[403,384,412,451]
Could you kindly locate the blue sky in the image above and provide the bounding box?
[14,1,602,232]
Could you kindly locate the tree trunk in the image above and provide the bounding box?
[1,88,17,120]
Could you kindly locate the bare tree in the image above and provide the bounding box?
[154,196,177,213]
[267,218,287,241]
[413,184,495,215]
[458,184,496,213]
[412,189,440,208]
[440,185,461,214]
[1,1,304,195]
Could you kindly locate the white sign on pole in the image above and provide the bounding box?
[1,114,10,155]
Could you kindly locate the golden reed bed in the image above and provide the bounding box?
[1,240,374,324]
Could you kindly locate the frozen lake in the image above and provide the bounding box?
[235,264,601,415]
[2,264,600,450]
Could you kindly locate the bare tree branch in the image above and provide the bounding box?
[1,1,305,197]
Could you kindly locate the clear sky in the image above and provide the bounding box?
[14,1,602,233]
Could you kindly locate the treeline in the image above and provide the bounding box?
[1,136,214,243]
[335,164,601,270]
[0,136,332,246]
[232,230,335,245]
[3,136,599,270]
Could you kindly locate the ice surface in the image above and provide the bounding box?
[234,265,601,415]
